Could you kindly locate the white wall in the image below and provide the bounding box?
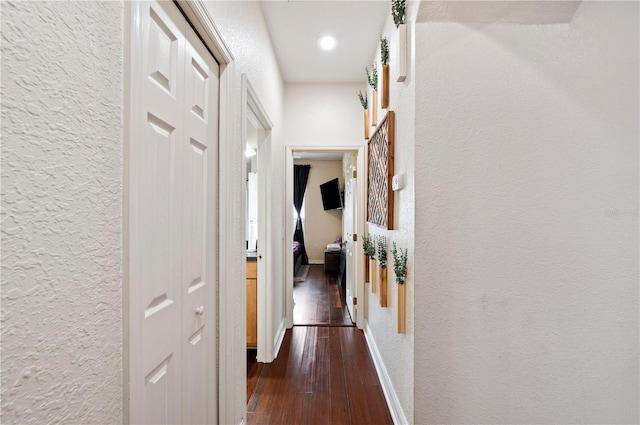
[201,2,284,423]
[1,2,123,423]
[284,83,364,147]
[362,5,417,424]
[294,160,343,263]
[414,2,639,423]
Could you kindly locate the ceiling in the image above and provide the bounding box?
[260,1,390,83]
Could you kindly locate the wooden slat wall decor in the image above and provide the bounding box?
[367,111,395,229]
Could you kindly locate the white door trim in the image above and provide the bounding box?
[124,1,236,423]
[242,76,276,363]
[285,145,367,329]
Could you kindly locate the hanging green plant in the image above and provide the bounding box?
[363,233,376,259]
[380,36,389,65]
[356,90,368,109]
[365,64,378,90]
[392,242,408,284]
[392,0,406,28]
[377,236,388,268]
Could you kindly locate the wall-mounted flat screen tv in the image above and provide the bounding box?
[320,178,343,210]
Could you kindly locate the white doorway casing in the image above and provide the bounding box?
[241,75,279,363]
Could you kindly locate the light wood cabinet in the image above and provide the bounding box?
[246,261,257,348]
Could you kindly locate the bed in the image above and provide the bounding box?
[293,241,303,275]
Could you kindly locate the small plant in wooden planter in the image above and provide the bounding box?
[356,90,369,139]
[365,64,378,126]
[392,0,405,28]
[362,233,376,286]
[391,0,408,82]
[392,242,408,333]
[377,236,388,307]
[380,36,390,108]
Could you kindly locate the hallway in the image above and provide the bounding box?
[247,326,393,425]
[293,265,353,326]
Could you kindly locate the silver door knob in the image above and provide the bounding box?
[195,306,205,316]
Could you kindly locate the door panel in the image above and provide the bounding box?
[181,24,219,425]
[131,2,218,423]
[344,169,356,321]
[137,3,185,423]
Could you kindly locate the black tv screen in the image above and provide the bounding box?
[319,178,343,210]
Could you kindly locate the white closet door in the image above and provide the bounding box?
[180,24,219,425]
[130,1,218,423]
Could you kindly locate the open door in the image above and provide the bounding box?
[344,165,357,322]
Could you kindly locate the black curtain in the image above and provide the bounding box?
[293,164,311,265]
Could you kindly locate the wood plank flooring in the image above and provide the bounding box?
[293,265,353,326]
[246,326,393,425]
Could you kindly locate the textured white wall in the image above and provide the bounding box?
[414,2,639,423]
[362,4,417,424]
[284,83,364,147]
[201,2,284,423]
[294,159,343,263]
[1,2,123,424]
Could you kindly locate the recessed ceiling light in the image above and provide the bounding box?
[317,35,338,51]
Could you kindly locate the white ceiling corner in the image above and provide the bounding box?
[260,1,390,83]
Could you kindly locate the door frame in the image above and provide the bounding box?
[124,1,236,423]
[241,75,274,363]
[284,145,367,329]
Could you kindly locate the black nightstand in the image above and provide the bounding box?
[324,250,341,273]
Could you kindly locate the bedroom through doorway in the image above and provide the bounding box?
[292,151,355,326]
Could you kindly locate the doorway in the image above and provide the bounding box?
[291,152,351,326]
[241,76,274,365]
[285,147,367,330]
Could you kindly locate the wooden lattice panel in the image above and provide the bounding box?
[367,111,394,229]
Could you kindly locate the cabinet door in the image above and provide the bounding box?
[246,264,257,348]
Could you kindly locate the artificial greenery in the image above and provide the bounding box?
[356,90,368,109]
[391,0,406,28]
[365,64,378,90]
[392,242,408,284]
[377,236,388,268]
[380,36,389,65]
[363,234,377,259]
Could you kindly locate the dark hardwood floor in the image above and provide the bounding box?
[246,326,393,425]
[293,265,353,326]
[246,349,263,403]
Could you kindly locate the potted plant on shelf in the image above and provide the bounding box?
[362,233,376,286]
[365,64,378,126]
[356,90,369,139]
[392,242,408,333]
[392,0,408,82]
[377,236,388,307]
[380,36,390,108]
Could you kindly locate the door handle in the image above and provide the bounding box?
[195,306,205,316]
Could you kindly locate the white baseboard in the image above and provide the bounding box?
[364,324,409,425]
[272,319,286,359]
[309,259,323,265]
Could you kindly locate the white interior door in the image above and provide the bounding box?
[181,23,219,425]
[344,167,357,321]
[130,1,219,423]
